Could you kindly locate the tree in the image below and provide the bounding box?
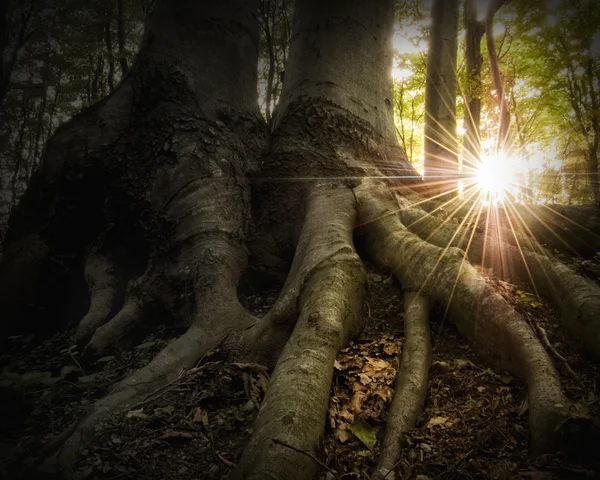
[463,0,485,167]
[485,0,511,151]
[1,0,600,478]
[423,0,459,194]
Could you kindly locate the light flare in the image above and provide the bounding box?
[475,154,517,202]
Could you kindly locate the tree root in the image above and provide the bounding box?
[46,305,252,474]
[232,185,365,480]
[358,184,567,455]
[395,194,600,364]
[373,293,431,480]
[75,252,122,348]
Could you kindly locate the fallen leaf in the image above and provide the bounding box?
[126,408,149,420]
[335,428,353,443]
[339,409,354,423]
[383,342,400,356]
[136,341,156,350]
[349,391,366,413]
[192,408,209,427]
[426,416,448,429]
[158,431,193,441]
[97,356,115,363]
[349,418,377,450]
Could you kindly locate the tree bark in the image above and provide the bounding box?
[423,0,459,194]
[485,0,511,151]
[0,4,33,107]
[0,0,595,476]
[116,0,130,75]
[104,2,116,92]
[463,0,485,169]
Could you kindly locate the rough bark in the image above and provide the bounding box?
[232,186,365,480]
[0,2,33,107]
[116,0,129,75]
[1,0,596,475]
[2,1,266,471]
[373,293,431,480]
[485,0,511,151]
[423,0,459,192]
[359,183,567,454]
[104,2,116,92]
[396,195,600,363]
[463,0,485,168]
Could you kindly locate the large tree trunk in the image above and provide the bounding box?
[1,2,265,467]
[0,0,597,477]
[423,0,460,195]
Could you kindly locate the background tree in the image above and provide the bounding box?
[423,0,459,194]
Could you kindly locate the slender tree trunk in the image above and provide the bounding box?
[586,58,600,205]
[116,0,129,75]
[0,5,32,107]
[105,2,116,92]
[485,0,511,151]
[463,0,484,169]
[423,0,459,194]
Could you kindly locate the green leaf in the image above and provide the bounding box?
[349,418,377,450]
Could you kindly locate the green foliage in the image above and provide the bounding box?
[0,0,146,237]
[391,0,599,205]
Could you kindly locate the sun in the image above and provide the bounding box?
[475,154,516,202]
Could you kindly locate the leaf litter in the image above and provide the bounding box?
[0,267,599,479]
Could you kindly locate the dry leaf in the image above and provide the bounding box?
[335,428,353,443]
[349,391,366,413]
[126,408,149,420]
[192,407,209,427]
[426,416,448,429]
[339,409,354,422]
[383,342,400,356]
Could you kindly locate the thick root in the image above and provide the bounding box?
[48,323,233,472]
[75,252,121,347]
[358,184,567,455]
[373,293,431,480]
[231,185,365,480]
[82,298,142,359]
[396,195,600,364]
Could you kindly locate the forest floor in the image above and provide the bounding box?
[0,261,599,480]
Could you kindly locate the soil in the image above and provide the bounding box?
[0,262,598,480]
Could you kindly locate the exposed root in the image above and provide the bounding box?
[75,252,121,347]
[240,182,370,366]
[358,184,567,455]
[232,185,365,480]
[373,293,431,480]
[395,195,600,364]
[82,298,142,359]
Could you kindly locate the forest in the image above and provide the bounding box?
[0,0,599,479]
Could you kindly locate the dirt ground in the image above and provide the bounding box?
[0,261,599,480]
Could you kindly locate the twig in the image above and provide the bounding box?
[271,438,338,477]
[69,351,86,376]
[528,314,581,384]
[376,458,404,480]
